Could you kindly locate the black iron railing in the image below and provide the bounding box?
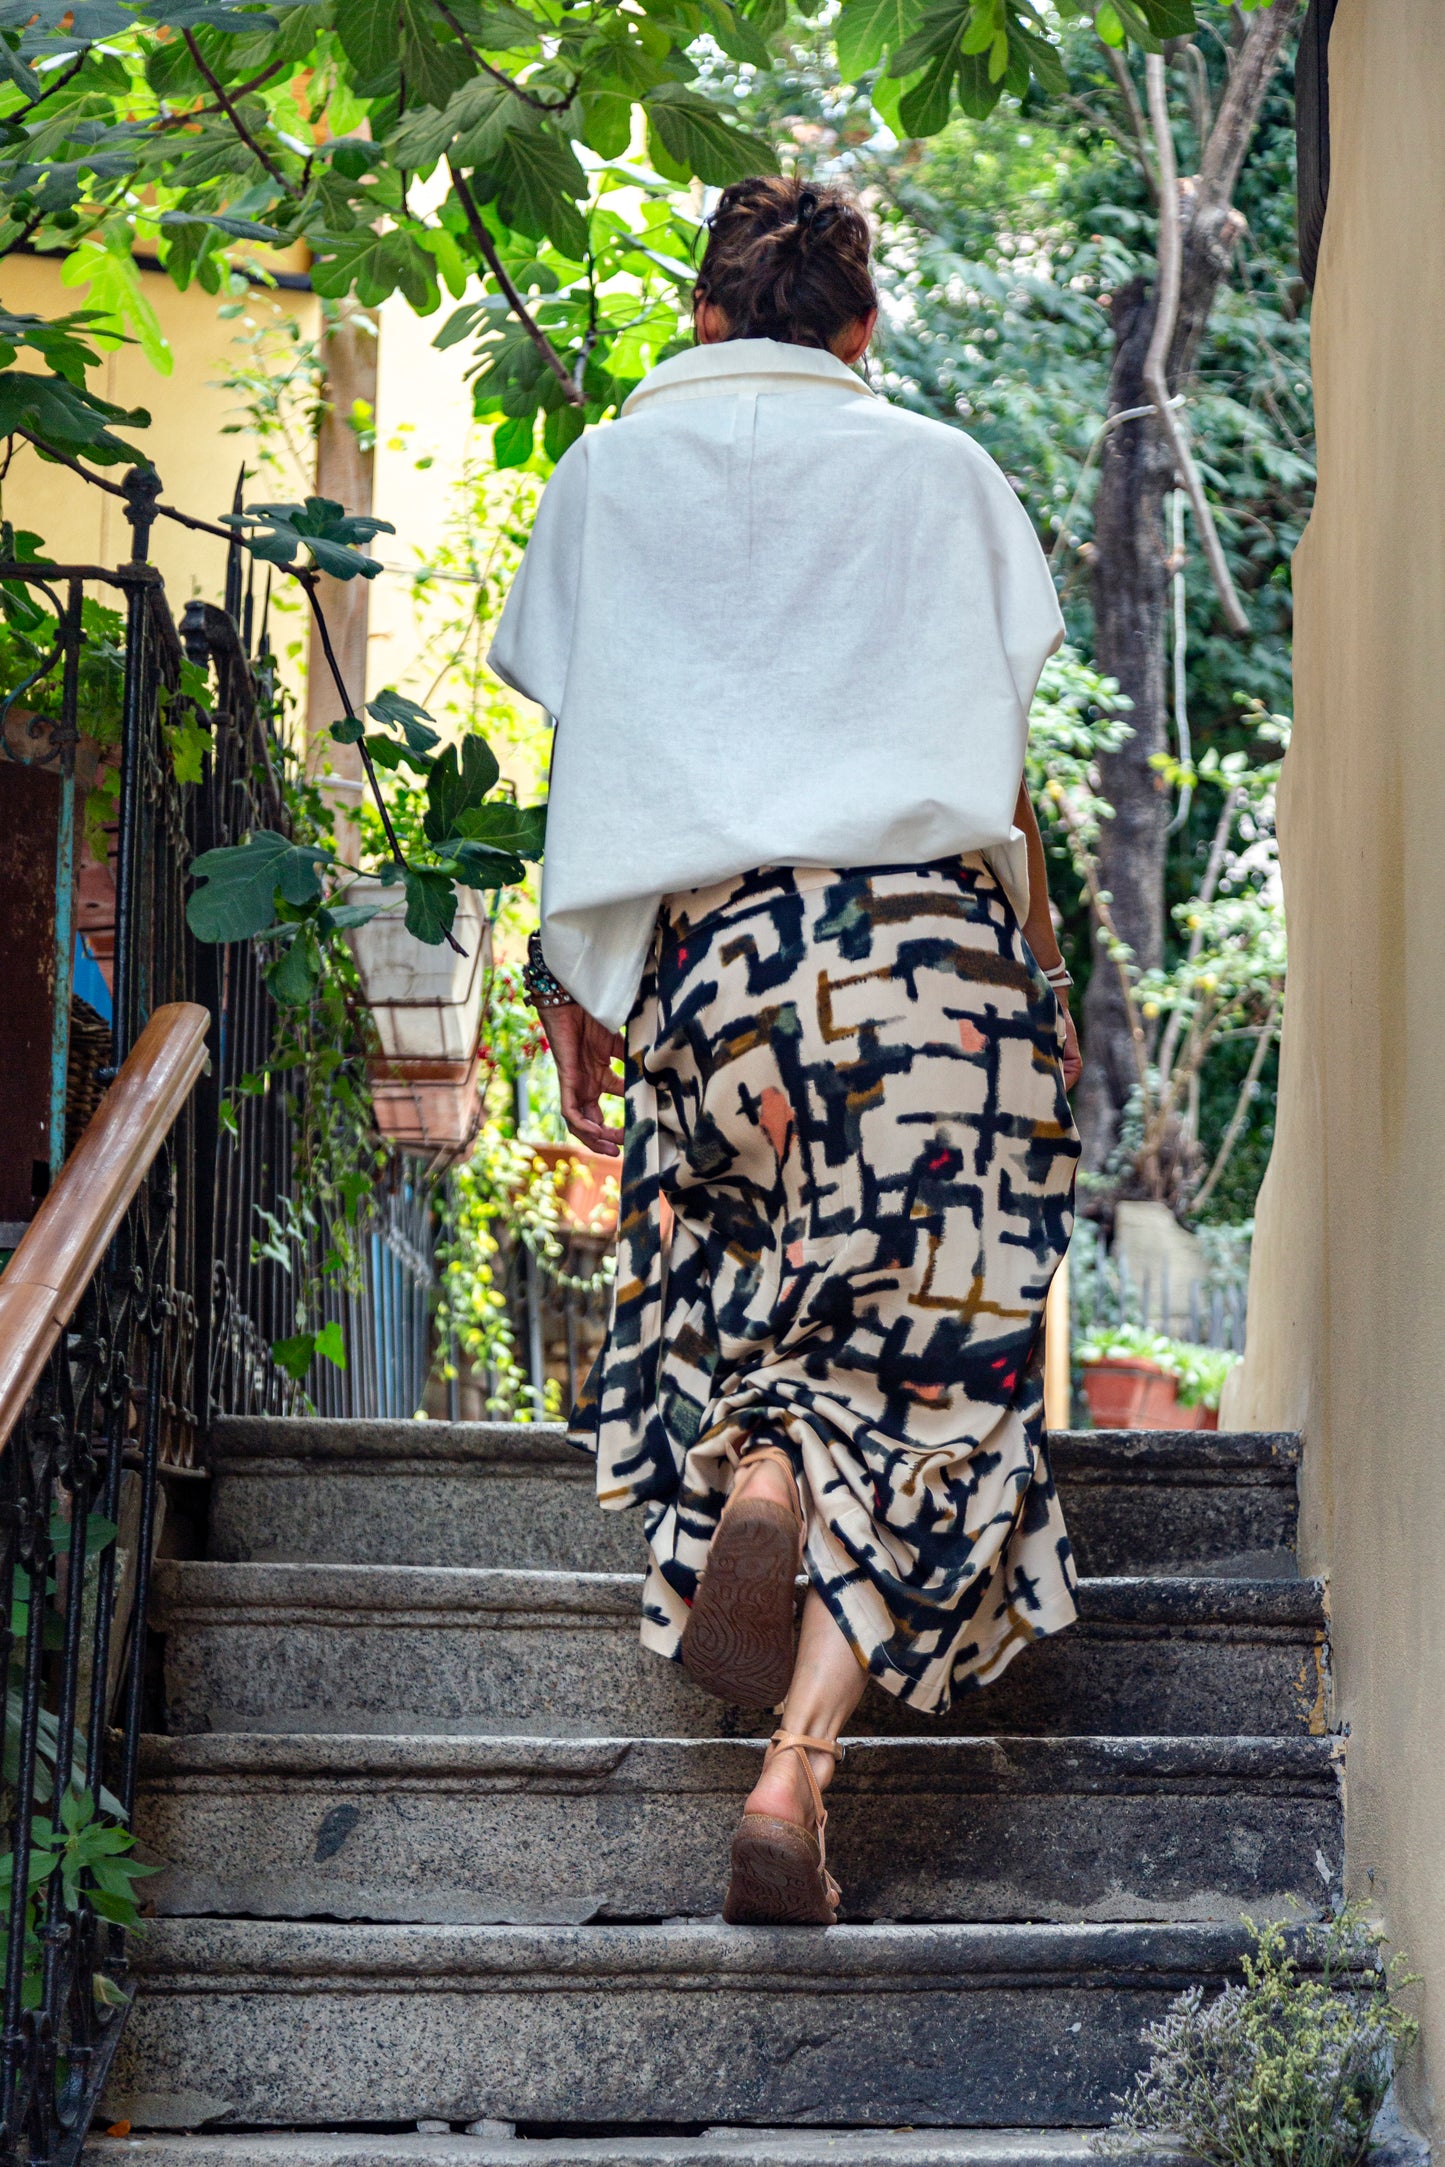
[0,1134,182,2159]
[0,469,438,2162]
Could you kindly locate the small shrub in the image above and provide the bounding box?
[1094,1908,1418,2167]
[1074,1322,1239,1410]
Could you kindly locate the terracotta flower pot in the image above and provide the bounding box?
[1081,1356,1182,1430]
[525,1140,620,1237]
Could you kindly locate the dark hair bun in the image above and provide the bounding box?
[694,176,877,352]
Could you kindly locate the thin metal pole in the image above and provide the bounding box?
[47,581,83,1177]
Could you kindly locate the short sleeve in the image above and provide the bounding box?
[487,437,589,716]
[971,447,1066,712]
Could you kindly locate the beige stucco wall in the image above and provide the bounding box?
[1231,0,1445,2133]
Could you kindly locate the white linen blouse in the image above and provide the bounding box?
[488,336,1064,1031]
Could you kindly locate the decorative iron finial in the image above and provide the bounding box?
[121,465,162,565]
[179,596,212,671]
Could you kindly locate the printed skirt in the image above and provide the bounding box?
[568,855,1081,1715]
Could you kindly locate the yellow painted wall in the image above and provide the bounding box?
[0,259,491,713]
[1231,0,1445,2133]
[2,255,321,598]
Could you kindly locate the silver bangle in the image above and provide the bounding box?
[1043,962,1073,991]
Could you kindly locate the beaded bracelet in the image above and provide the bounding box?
[523,930,578,1010]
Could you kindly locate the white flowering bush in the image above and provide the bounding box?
[1095,1909,1418,2167]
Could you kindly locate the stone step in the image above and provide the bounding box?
[207,1421,1301,1581]
[135,1731,1340,1927]
[151,1564,1329,1740]
[102,1918,1308,2132]
[86,2131,1172,2167]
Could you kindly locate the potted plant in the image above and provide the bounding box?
[1075,1323,1185,1428]
[522,1141,620,1238]
[1075,1323,1239,1430]
[344,885,493,1160]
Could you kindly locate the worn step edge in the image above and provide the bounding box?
[151,1565,1325,1632]
[209,1419,1299,1485]
[85,2131,1174,2167]
[108,1923,1353,2132]
[123,1916,1319,1987]
[134,1728,1342,1929]
[135,1731,1339,1794]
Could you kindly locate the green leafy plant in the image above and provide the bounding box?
[435,959,617,1420]
[1037,689,1286,1214]
[0,1786,155,2015]
[212,696,389,1388]
[0,309,150,466]
[1095,1907,1419,2167]
[1073,1321,1237,1409]
[186,702,545,981]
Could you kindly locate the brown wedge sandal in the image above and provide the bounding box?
[681,1445,802,1707]
[723,1730,843,1926]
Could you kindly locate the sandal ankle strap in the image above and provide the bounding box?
[768,1729,841,1764]
[764,1728,843,1894]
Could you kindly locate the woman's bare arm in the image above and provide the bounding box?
[1014,779,1082,1091]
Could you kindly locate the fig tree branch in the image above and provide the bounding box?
[181,29,299,197]
[450,166,586,408]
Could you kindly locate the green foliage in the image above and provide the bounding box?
[271,1315,345,1381]
[0,1785,154,2015]
[1095,1907,1419,2167]
[186,661,544,969]
[1025,645,1131,846]
[829,0,1262,132]
[0,0,1232,496]
[435,962,617,1421]
[219,495,395,581]
[0,0,776,471]
[5,1512,126,1814]
[216,730,389,1390]
[0,307,150,460]
[865,32,1309,716]
[187,827,333,943]
[0,576,209,860]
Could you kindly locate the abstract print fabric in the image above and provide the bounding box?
[568,856,1081,1715]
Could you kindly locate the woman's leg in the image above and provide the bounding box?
[743,1587,868,1826]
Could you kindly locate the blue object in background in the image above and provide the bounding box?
[73,937,113,1024]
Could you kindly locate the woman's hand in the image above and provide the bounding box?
[1057,994,1083,1093]
[544,1003,624,1156]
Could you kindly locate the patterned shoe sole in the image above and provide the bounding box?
[722,1812,837,1925]
[680,1498,799,1707]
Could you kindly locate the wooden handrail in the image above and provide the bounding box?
[0,1002,210,1452]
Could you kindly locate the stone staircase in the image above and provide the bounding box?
[91,1419,1337,2166]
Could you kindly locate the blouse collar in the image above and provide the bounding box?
[621,337,875,417]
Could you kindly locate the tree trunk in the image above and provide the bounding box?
[1077,276,1175,1170]
[306,301,379,862]
[1078,1,1299,1174]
